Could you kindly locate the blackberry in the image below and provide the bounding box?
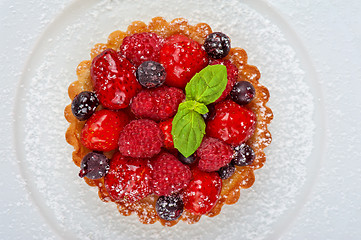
[156,195,184,221]
[79,152,110,179]
[204,32,231,59]
[232,143,255,166]
[178,152,196,165]
[218,163,236,180]
[230,81,256,105]
[71,91,99,121]
[136,61,166,88]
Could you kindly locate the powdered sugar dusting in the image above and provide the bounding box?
[18,0,316,239]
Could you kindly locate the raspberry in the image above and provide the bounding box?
[130,86,185,121]
[118,119,164,158]
[196,137,234,172]
[209,59,238,102]
[159,118,174,149]
[104,152,152,203]
[119,32,165,67]
[151,152,192,196]
[206,100,257,146]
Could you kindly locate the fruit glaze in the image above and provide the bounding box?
[64,17,273,227]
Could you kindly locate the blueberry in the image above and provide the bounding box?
[204,32,231,59]
[156,195,184,221]
[230,81,256,105]
[232,143,255,166]
[136,61,166,88]
[71,91,99,121]
[79,152,110,179]
[201,104,216,121]
[218,163,236,179]
[178,152,196,165]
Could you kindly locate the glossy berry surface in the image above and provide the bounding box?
[156,195,184,221]
[203,32,231,59]
[230,81,256,105]
[178,152,196,165]
[79,152,109,179]
[201,104,215,121]
[136,61,166,88]
[182,168,222,215]
[71,91,99,121]
[104,152,152,203]
[218,163,236,180]
[206,100,257,146]
[81,109,129,151]
[232,143,255,166]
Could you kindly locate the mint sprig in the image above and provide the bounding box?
[172,65,228,157]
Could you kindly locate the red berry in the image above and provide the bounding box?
[151,152,192,196]
[159,35,209,89]
[209,59,238,102]
[118,119,164,158]
[206,100,257,146]
[182,168,222,215]
[130,86,185,121]
[104,152,152,203]
[119,32,165,67]
[90,48,141,110]
[196,137,234,172]
[159,118,174,149]
[81,109,129,151]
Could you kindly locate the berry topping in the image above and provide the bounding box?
[159,35,209,88]
[119,32,165,67]
[196,137,234,172]
[136,61,166,88]
[79,152,110,179]
[118,119,164,158]
[182,168,222,215]
[209,59,238,102]
[159,118,174,149]
[232,143,255,166]
[178,152,196,165]
[156,195,184,221]
[91,48,141,110]
[218,163,236,180]
[71,91,99,121]
[104,152,152,203]
[151,152,192,196]
[206,100,257,146]
[130,86,185,121]
[204,32,231,59]
[201,104,216,121]
[230,81,256,105]
[81,109,129,151]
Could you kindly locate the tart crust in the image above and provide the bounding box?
[64,17,273,226]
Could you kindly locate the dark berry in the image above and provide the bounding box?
[232,143,255,166]
[136,61,166,88]
[71,91,99,121]
[204,32,231,59]
[178,152,196,165]
[79,152,110,179]
[156,195,184,221]
[201,104,216,121]
[218,163,236,179]
[230,81,256,105]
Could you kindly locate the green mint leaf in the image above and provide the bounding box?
[185,64,228,105]
[171,106,206,158]
[178,100,209,115]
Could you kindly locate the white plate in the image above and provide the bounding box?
[7,0,336,239]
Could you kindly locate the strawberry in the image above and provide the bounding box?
[104,152,152,203]
[196,137,234,172]
[119,32,165,67]
[81,109,129,151]
[209,59,238,102]
[159,118,175,149]
[182,168,222,215]
[206,100,257,146]
[159,35,209,89]
[151,152,192,196]
[90,48,141,110]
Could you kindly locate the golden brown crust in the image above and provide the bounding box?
[64,17,273,226]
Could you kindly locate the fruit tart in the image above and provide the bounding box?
[64,17,273,226]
